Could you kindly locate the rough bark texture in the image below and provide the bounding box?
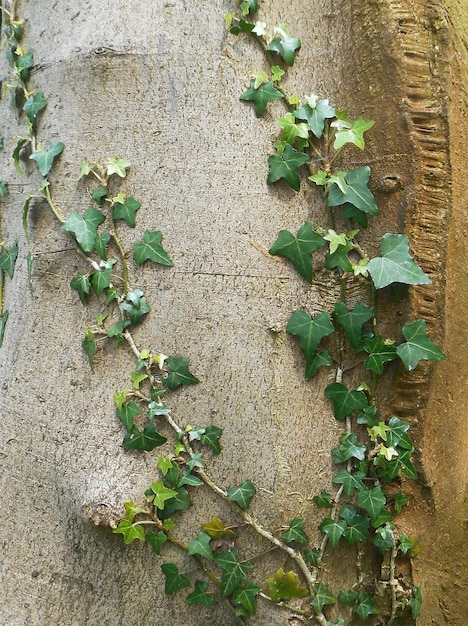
[0,1,465,625]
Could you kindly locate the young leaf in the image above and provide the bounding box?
[158,487,191,518]
[277,112,310,145]
[187,531,214,560]
[82,330,96,369]
[282,517,309,544]
[227,479,256,510]
[13,138,29,176]
[287,310,334,366]
[62,207,105,253]
[0,241,18,278]
[333,302,373,351]
[122,424,167,451]
[240,80,283,117]
[333,117,375,150]
[267,26,301,66]
[201,517,236,540]
[311,582,336,612]
[161,563,190,595]
[293,98,336,138]
[113,519,145,544]
[269,222,325,283]
[121,289,151,325]
[186,580,214,608]
[165,356,199,390]
[113,196,141,228]
[328,166,379,215]
[146,481,178,510]
[145,530,167,555]
[396,319,445,370]
[133,230,173,266]
[368,234,432,289]
[266,568,309,602]
[106,157,131,178]
[357,486,386,519]
[325,383,368,420]
[29,141,65,176]
[267,144,309,191]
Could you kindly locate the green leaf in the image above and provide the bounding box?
[70,273,90,304]
[15,51,33,81]
[332,433,367,464]
[325,242,353,272]
[304,548,320,567]
[165,356,199,390]
[157,486,191,518]
[232,581,261,616]
[267,144,309,191]
[201,517,236,540]
[13,138,29,176]
[398,533,416,555]
[215,549,253,598]
[332,469,366,496]
[107,320,131,337]
[325,383,368,420]
[368,234,431,289]
[227,479,256,510]
[0,241,18,278]
[311,582,336,612]
[106,157,131,178]
[386,416,413,449]
[91,185,107,205]
[161,563,190,595]
[240,0,258,15]
[113,519,145,544]
[199,425,223,454]
[187,531,214,560]
[305,350,333,379]
[186,580,214,608]
[116,401,141,431]
[394,490,410,514]
[294,99,336,138]
[240,80,283,117]
[313,490,334,508]
[133,230,173,266]
[90,264,113,297]
[146,481,178,510]
[338,589,358,606]
[122,424,167,451]
[122,501,146,522]
[0,180,7,196]
[113,196,141,228]
[179,469,204,487]
[145,530,167,555]
[353,592,379,620]
[396,319,445,370]
[82,330,96,369]
[340,507,370,544]
[94,230,110,259]
[269,222,324,283]
[266,568,309,602]
[62,207,105,253]
[318,518,346,548]
[229,18,255,35]
[333,302,373,352]
[0,311,9,348]
[363,335,398,374]
[277,112,310,145]
[121,289,151,325]
[333,117,374,150]
[409,585,422,618]
[357,486,386,519]
[282,517,309,544]
[23,90,47,127]
[29,141,64,176]
[267,25,301,66]
[328,166,378,215]
[287,310,334,367]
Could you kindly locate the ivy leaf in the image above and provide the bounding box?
[227,479,256,510]
[113,519,145,544]
[357,486,386,519]
[267,144,309,191]
[133,230,173,266]
[368,234,431,289]
[277,112,310,145]
[363,335,398,374]
[145,530,167,555]
[62,207,105,253]
[107,320,131,337]
[106,157,131,178]
[232,581,261,616]
[113,196,141,228]
[13,138,28,176]
[294,99,336,138]
[325,242,353,272]
[186,580,214,608]
[313,490,334,508]
[269,222,324,283]
[146,481,177,510]
[161,563,190,595]
[332,433,367,464]
[240,0,258,15]
[333,302,373,352]
[394,490,410,514]
[82,330,96,369]
[267,25,301,66]
[214,549,253,598]
[340,507,370,544]
[94,230,110,260]
[23,90,47,127]
[165,356,199,391]
[14,51,34,81]
[202,517,236,540]
[0,241,18,278]
[229,18,255,35]
[0,311,9,348]
[304,548,320,567]
[158,487,191,518]
[396,319,445,370]
[332,469,365,496]
[398,533,416,555]
[353,593,380,620]
[318,518,346,548]
[29,141,64,176]
[287,310,334,366]
[122,424,167,451]
[240,80,283,117]
[187,531,214,561]
[282,517,309,544]
[91,185,107,205]
[121,289,151,325]
[333,117,375,150]
[90,261,115,297]
[409,586,422,618]
[190,424,223,454]
[311,582,336,612]
[179,469,204,487]
[116,401,141,431]
[305,351,333,379]
[328,166,378,215]
[266,568,309,602]
[338,589,358,606]
[325,383,368,420]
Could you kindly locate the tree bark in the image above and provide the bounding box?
[0,1,465,625]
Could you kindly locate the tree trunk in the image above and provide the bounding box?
[0,1,465,625]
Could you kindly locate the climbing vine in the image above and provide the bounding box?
[1,1,445,624]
